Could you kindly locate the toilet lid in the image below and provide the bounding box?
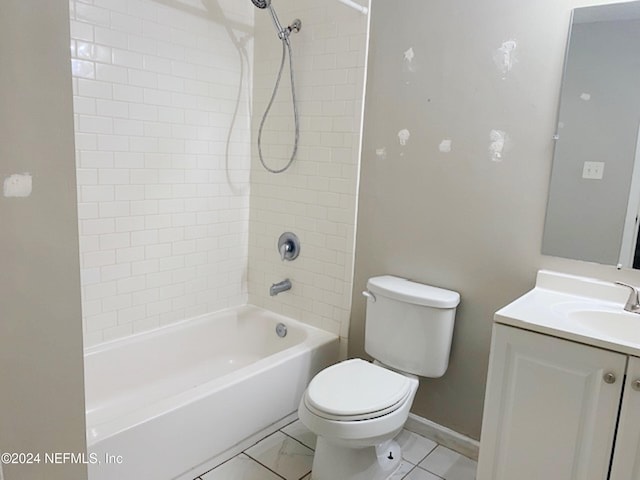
[305,359,413,420]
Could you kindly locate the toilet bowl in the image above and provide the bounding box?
[299,359,418,480]
[298,275,460,480]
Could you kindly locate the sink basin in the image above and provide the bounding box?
[568,309,640,345]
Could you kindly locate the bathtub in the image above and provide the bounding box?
[84,305,339,480]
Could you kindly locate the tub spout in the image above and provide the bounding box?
[270,279,291,296]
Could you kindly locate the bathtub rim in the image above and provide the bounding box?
[83,304,333,356]
[83,304,339,447]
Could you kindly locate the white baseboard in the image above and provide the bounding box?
[174,412,298,480]
[404,413,480,461]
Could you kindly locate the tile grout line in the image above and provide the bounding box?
[241,452,290,480]
[279,429,316,452]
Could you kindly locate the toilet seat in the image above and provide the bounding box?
[304,359,413,422]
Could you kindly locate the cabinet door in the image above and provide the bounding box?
[610,356,640,479]
[477,324,626,480]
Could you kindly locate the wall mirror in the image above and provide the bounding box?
[542,1,640,268]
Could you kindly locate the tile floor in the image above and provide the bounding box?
[194,419,477,480]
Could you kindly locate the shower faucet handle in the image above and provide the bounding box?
[278,232,300,261]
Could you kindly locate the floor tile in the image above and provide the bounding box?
[281,419,317,450]
[390,460,417,479]
[301,475,311,480]
[405,466,443,480]
[245,431,314,480]
[396,430,438,465]
[200,454,283,480]
[419,445,477,480]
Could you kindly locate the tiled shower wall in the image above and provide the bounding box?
[70,0,254,346]
[248,1,368,348]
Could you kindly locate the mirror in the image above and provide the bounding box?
[542,1,640,268]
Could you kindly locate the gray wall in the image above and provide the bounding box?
[0,1,88,479]
[350,0,640,440]
[543,18,640,265]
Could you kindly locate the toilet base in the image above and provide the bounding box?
[310,437,402,480]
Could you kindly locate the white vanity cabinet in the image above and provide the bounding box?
[477,324,634,480]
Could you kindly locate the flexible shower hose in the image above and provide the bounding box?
[257,38,299,174]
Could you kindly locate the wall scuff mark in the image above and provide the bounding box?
[493,40,517,78]
[376,147,388,160]
[398,129,411,146]
[439,139,452,153]
[403,47,417,72]
[489,130,508,161]
[580,92,591,101]
[3,173,33,198]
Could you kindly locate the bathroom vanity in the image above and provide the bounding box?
[477,270,640,480]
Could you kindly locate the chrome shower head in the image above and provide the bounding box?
[251,0,271,8]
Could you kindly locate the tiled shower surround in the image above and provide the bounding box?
[70,0,254,345]
[248,1,367,347]
[70,0,367,346]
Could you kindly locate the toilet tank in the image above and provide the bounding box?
[364,275,460,378]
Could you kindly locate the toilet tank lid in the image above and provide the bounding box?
[367,275,460,308]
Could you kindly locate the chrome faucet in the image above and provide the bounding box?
[270,279,292,296]
[615,281,640,314]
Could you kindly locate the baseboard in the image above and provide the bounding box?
[404,413,480,461]
[174,412,298,480]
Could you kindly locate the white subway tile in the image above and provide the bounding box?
[96,287,129,313]
[70,20,94,42]
[145,243,172,259]
[114,152,144,168]
[115,185,145,201]
[116,246,145,263]
[113,84,144,102]
[115,216,146,232]
[78,79,112,99]
[131,259,159,275]
[98,134,130,151]
[128,68,158,88]
[132,288,159,306]
[99,232,130,250]
[112,48,144,68]
[80,267,101,286]
[94,26,128,49]
[114,119,144,136]
[85,311,117,332]
[78,203,100,220]
[117,275,147,294]
[118,305,147,323]
[99,201,131,218]
[72,59,96,79]
[84,281,117,300]
[110,12,142,34]
[102,323,134,341]
[130,197,159,216]
[96,64,128,84]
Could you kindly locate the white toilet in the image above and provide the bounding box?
[298,275,460,480]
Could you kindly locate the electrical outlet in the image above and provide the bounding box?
[582,161,605,180]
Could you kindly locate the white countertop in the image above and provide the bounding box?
[495,270,640,357]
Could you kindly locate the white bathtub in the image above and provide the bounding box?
[84,305,339,480]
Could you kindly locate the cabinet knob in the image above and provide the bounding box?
[633,379,640,391]
[603,372,617,384]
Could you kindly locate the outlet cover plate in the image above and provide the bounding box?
[583,161,605,180]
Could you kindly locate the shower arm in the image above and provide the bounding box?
[337,0,368,15]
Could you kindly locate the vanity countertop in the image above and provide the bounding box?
[495,270,640,357]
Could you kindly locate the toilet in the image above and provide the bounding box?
[298,275,460,480]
